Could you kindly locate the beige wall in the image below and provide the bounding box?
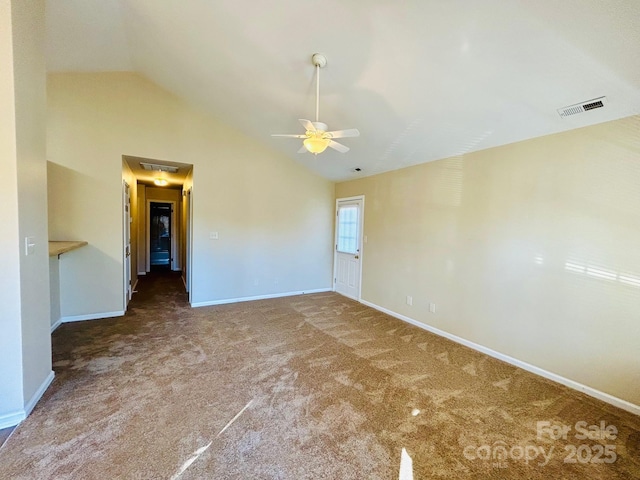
[49,258,60,328]
[336,115,640,407]
[0,0,25,423]
[0,0,52,426]
[47,72,334,314]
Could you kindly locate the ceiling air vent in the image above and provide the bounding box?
[140,162,179,173]
[557,97,606,118]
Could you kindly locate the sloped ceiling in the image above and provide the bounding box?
[46,0,640,181]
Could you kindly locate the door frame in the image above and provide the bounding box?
[333,195,365,301]
[122,180,132,309]
[184,187,193,301]
[146,199,178,272]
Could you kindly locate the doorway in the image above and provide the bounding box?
[149,202,173,271]
[334,195,364,300]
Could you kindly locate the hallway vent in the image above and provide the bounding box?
[140,162,179,173]
[557,97,606,118]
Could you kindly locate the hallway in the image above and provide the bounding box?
[130,271,188,307]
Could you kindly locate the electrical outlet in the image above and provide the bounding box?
[406,295,413,306]
[253,279,259,286]
[429,302,436,313]
[209,232,219,240]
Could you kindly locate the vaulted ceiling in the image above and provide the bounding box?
[46,0,640,181]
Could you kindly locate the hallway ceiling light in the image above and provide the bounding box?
[154,178,169,187]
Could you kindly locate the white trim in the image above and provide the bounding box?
[191,288,332,308]
[24,371,54,418]
[0,411,25,429]
[359,299,640,417]
[123,180,132,310]
[333,195,365,301]
[138,271,146,276]
[0,371,55,428]
[185,187,193,300]
[132,278,139,293]
[61,310,125,323]
[50,318,62,333]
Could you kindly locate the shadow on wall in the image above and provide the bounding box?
[48,161,126,318]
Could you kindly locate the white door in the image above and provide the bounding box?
[184,189,192,294]
[334,196,364,300]
[187,188,193,302]
[123,181,132,307]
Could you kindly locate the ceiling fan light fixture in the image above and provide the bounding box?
[304,137,329,154]
[271,53,359,154]
[154,178,169,187]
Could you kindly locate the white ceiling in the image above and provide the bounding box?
[46,0,640,181]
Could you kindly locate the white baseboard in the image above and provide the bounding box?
[0,371,54,429]
[192,288,332,308]
[24,371,54,418]
[61,310,125,324]
[50,318,62,333]
[132,279,139,292]
[0,410,26,429]
[137,271,146,276]
[360,299,640,417]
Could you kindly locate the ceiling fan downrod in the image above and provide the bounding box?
[311,53,327,124]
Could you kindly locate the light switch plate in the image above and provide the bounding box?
[25,236,35,256]
[209,232,219,240]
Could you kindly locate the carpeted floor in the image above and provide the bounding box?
[0,272,638,479]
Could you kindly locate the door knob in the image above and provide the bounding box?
[354,255,359,259]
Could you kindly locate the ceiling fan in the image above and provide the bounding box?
[272,53,360,155]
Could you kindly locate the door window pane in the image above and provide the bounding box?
[337,205,359,254]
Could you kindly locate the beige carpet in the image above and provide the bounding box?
[1,272,638,479]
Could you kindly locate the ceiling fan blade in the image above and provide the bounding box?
[297,145,308,154]
[326,128,360,139]
[299,119,316,132]
[328,140,350,153]
[271,134,307,138]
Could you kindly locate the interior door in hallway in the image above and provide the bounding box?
[150,202,172,270]
[334,196,364,300]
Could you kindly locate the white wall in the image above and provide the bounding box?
[0,0,52,427]
[336,115,640,408]
[47,73,334,315]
